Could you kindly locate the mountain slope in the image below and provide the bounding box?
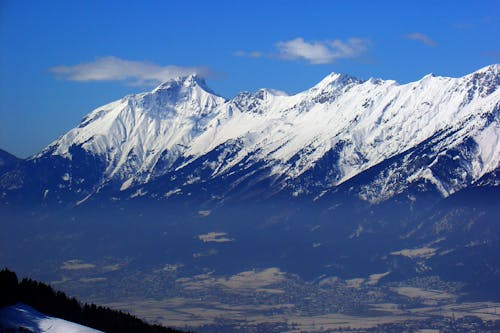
[0,65,498,206]
[0,303,104,333]
[0,149,20,176]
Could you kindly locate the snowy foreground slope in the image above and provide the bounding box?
[0,65,498,206]
[0,303,103,333]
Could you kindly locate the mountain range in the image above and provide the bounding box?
[1,64,498,208]
[0,65,499,298]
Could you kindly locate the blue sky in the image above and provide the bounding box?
[1,0,499,157]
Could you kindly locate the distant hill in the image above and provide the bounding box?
[0,149,20,176]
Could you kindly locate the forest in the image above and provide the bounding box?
[0,268,191,333]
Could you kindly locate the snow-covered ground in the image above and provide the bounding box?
[0,303,104,333]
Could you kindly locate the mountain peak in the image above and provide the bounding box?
[474,63,499,75]
[152,74,217,96]
[312,72,362,92]
[463,64,499,98]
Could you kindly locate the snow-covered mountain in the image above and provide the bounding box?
[1,65,498,205]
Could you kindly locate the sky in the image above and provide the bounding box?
[0,0,499,158]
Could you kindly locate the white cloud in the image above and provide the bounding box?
[235,37,369,65]
[404,32,437,47]
[50,56,211,85]
[276,37,369,64]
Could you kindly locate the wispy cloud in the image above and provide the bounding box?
[234,50,263,58]
[50,56,212,85]
[235,37,370,65]
[403,32,437,47]
[276,37,369,64]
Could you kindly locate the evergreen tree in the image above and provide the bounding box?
[0,268,18,306]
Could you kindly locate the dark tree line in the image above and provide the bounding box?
[0,268,191,333]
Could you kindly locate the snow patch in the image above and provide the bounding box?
[474,121,500,178]
[120,178,134,191]
[164,188,181,197]
[349,224,364,238]
[130,188,147,198]
[162,263,184,272]
[60,259,95,270]
[345,278,365,289]
[366,271,390,285]
[76,194,92,206]
[175,268,285,292]
[390,247,437,259]
[197,210,211,217]
[408,168,449,197]
[218,268,285,290]
[193,249,218,258]
[197,232,233,243]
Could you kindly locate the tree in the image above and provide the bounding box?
[0,268,19,306]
